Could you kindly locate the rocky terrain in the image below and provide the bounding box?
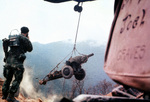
[0,78,43,102]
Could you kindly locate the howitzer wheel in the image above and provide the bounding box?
[62,65,73,79]
[74,68,85,80]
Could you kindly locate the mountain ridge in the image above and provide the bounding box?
[0,40,113,94]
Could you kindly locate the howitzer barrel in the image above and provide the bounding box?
[87,53,94,58]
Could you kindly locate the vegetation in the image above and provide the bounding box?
[0,40,115,99]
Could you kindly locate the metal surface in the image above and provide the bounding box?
[112,85,143,99]
[72,94,150,102]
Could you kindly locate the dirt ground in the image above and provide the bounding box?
[0,78,42,102]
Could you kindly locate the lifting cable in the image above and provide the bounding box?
[41,3,84,86]
[62,3,84,93]
[73,2,83,56]
[50,2,83,73]
[73,3,82,50]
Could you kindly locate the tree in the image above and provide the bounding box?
[96,79,114,95]
[85,79,115,95]
[70,78,85,99]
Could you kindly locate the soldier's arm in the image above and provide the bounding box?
[20,35,33,52]
[26,39,33,52]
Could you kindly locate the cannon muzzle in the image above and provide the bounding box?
[87,53,94,58]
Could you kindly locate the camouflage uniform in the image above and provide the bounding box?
[2,34,33,97]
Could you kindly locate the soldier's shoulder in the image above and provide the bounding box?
[18,35,29,41]
[18,35,32,45]
[18,34,26,39]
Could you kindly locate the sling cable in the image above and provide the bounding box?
[38,2,94,86]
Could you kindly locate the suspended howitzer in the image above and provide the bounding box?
[39,53,94,85]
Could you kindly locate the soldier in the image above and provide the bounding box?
[2,27,33,102]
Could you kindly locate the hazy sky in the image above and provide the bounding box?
[0,0,114,45]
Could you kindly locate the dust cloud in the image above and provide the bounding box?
[20,67,63,102]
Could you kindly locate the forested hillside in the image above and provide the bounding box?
[0,40,114,97]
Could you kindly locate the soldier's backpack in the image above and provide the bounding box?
[2,29,20,62]
[9,34,20,46]
[9,29,20,47]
